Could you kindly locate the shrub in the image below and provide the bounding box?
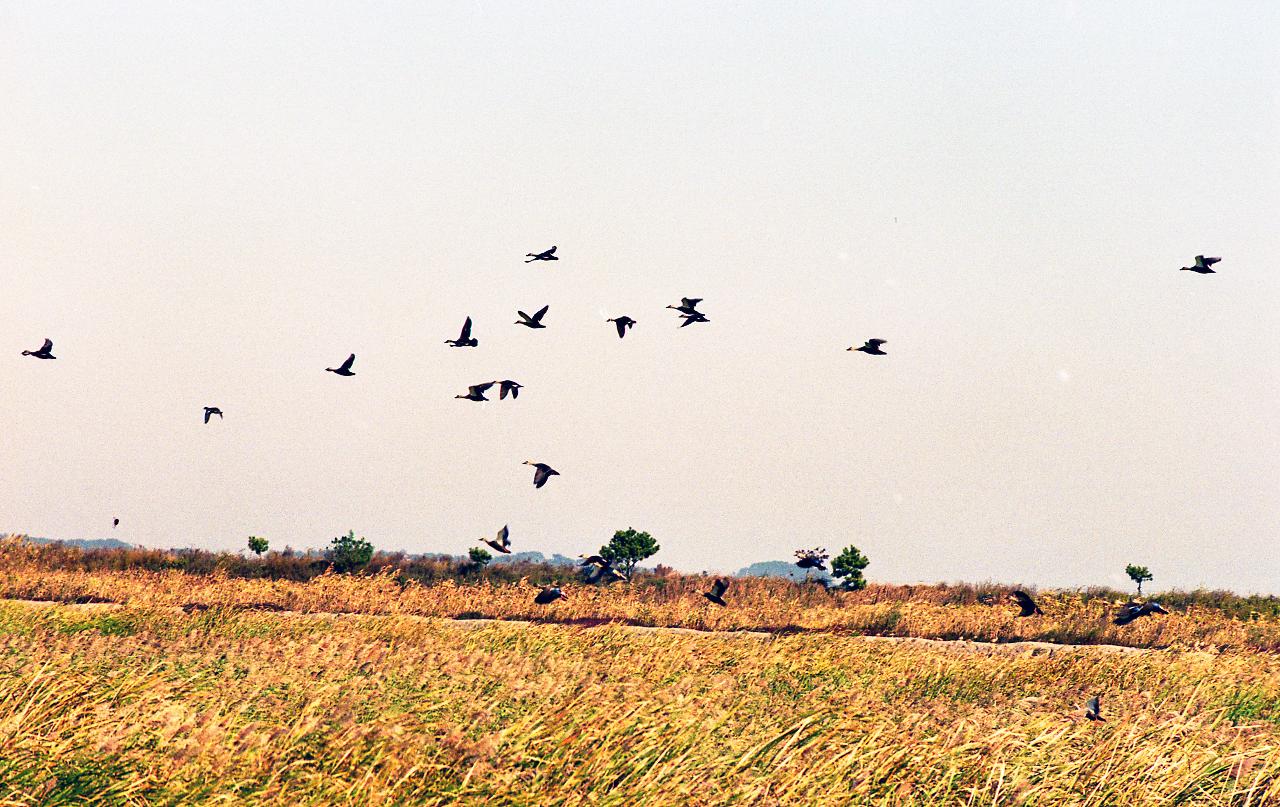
[599,528,660,578]
[832,545,870,591]
[327,531,374,574]
[247,536,269,556]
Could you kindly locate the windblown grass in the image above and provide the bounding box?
[2,601,1280,805]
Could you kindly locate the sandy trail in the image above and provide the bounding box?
[1,597,1156,656]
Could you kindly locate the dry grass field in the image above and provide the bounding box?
[5,540,1280,804]
[3,600,1280,805]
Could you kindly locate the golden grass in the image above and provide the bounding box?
[3,600,1280,805]
[4,559,1280,652]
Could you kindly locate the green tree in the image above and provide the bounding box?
[831,545,871,590]
[1125,564,1153,596]
[468,546,492,571]
[599,527,660,578]
[327,530,374,573]
[247,536,269,556]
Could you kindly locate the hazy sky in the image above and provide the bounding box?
[3,2,1278,592]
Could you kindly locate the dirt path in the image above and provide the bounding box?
[1,597,1157,656]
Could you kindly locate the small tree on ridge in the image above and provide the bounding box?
[1125,564,1153,597]
[599,527,660,578]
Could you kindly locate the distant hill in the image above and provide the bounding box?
[19,535,136,550]
[736,560,831,583]
[491,551,579,567]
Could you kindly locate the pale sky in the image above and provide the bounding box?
[3,2,1278,592]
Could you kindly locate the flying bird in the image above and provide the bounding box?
[678,311,710,327]
[1010,590,1043,617]
[1084,695,1105,722]
[498,380,523,400]
[445,317,478,347]
[203,407,224,424]
[515,305,550,328]
[607,316,636,339]
[483,525,512,555]
[326,354,356,376]
[523,460,559,488]
[525,246,558,263]
[703,578,730,607]
[849,339,887,355]
[579,555,628,584]
[666,298,703,315]
[1180,255,1222,274]
[112,518,119,529]
[1112,601,1169,626]
[533,586,566,604]
[456,382,496,402]
[21,338,56,360]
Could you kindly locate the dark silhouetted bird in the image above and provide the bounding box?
[580,555,628,584]
[21,338,56,360]
[445,317,478,347]
[666,298,703,315]
[704,578,730,607]
[1180,255,1222,274]
[607,316,636,338]
[678,311,710,327]
[525,246,558,263]
[849,339,887,355]
[1113,601,1169,626]
[1010,590,1043,617]
[534,586,565,604]
[516,305,550,328]
[112,518,119,529]
[1084,695,1105,722]
[523,460,559,488]
[498,380,523,400]
[483,525,512,554]
[203,407,223,424]
[456,382,496,402]
[326,354,356,376]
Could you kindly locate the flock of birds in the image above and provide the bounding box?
[20,248,1225,655]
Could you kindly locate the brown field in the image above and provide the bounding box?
[5,540,1280,804]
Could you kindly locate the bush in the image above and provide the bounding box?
[600,528,660,578]
[832,545,870,591]
[247,536,269,556]
[468,547,492,571]
[1125,564,1153,596]
[327,531,374,574]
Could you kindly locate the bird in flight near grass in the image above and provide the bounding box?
[703,578,730,607]
[483,525,512,555]
[525,246,558,263]
[326,354,356,376]
[21,338,56,360]
[1010,590,1043,617]
[849,339,887,355]
[515,305,550,329]
[580,555,628,584]
[1084,695,1105,722]
[445,317,478,347]
[523,460,560,489]
[1180,255,1222,274]
[607,316,636,338]
[1112,601,1169,626]
[203,407,224,424]
[456,382,496,402]
[534,586,566,604]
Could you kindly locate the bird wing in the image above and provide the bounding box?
[532,304,549,322]
[1012,591,1038,614]
[496,525,509,548]
[517,310,530,321]
[204,409,212,424]
[339,354,355,372]
[533,467,549,487]
[472,382,495,394]
[459,317,472,339]
[615,319,627,338]
[868,339,887,347]
[712,579,730,598]
[682,298,703,308]
[545,246,556,256]
[580,555,606,567]
[1087,696,1100,714]
[499,382,510,400]
[1203,256,1222,266]
[39,338,53,352]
